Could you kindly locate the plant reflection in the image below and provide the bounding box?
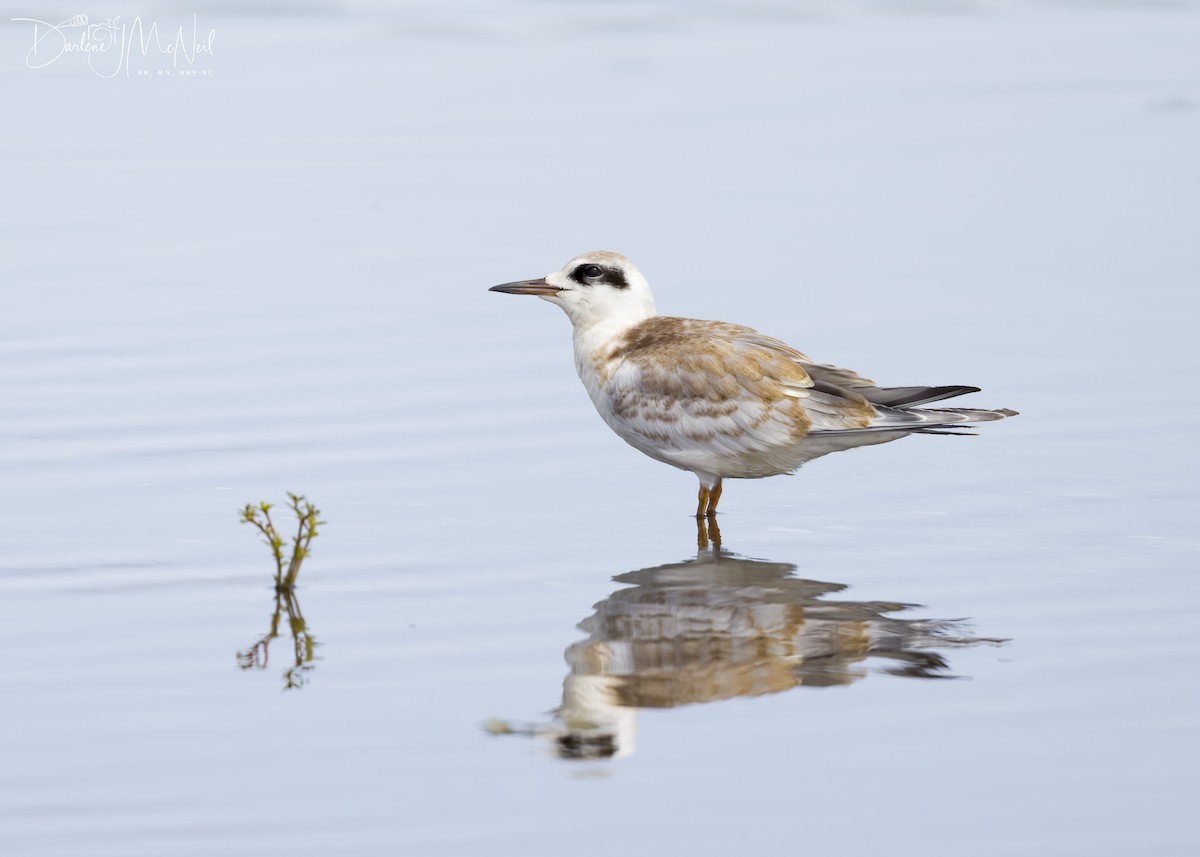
[237,587,318,690]
[490,517,1004,760]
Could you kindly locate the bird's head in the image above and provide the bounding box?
[490,251,656,328]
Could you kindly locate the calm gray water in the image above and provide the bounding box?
[2,2,1198,855]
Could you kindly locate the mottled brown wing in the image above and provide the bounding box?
[610,320,879,456]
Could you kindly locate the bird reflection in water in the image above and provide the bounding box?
[490,515,1004,760]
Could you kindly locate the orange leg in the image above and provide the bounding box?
[707,481,723,517]
[695,479,724,518]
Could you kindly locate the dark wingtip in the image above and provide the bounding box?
[871,385,982,408]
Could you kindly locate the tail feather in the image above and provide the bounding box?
[799,361,1017,433]
[871,405,1018,429]
[809,406,1018,436]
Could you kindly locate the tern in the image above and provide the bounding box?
[490,251,1015,517]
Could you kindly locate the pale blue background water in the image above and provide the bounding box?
[1,2,1197,855]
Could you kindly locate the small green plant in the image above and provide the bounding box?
[238,492,324,690]
[240,492,324,591]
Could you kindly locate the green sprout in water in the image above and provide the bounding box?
[240,492,323,591]
[238,493,324,690]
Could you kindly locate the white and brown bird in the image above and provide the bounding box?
[490,251,1016,517]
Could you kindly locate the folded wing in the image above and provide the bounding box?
[605,317,1015,477]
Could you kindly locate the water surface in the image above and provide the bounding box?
[1,2,1198,855]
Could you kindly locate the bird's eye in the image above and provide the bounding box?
[578,264,603,279]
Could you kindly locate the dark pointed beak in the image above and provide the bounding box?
[489,278,562,296]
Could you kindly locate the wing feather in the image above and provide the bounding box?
[596,317,1015,478]
[602,319,882,476]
